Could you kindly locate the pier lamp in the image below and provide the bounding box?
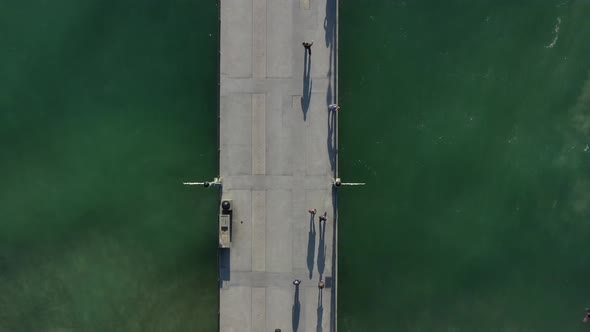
[183,177,222,188]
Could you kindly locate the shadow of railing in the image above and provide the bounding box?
[219,248,230,282]
[329,186,338,332]
[324,0,338,173]
[324,0,338,330]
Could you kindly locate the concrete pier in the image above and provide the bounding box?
[218,0,338,331]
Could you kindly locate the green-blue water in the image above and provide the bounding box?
[3,0,590,331]
[340,0,590,331]
[0,1,218,330]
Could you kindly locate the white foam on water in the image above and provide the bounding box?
[556,0,569,7]
[353,159,377,176]
[545,17,561,49]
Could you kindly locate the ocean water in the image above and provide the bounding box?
[0,1,218,331]
[339,0,590,331]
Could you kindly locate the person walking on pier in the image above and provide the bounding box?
[318,279,325,289]
[328,104,340,112]
[302,41,313,55]
[319,215,327,223]
[308,208,317,215]
[293,279,301,286]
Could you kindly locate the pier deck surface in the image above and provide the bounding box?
[218,0,338,331]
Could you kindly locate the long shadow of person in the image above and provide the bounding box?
[326,105,337,170]
[292,285,301,332]
[302,50,312,121]
[316,290,324,332]
[307,215,316,279]
[317,214,327,277]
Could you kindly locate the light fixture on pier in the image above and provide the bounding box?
[332,177,365,187]
[183,177,222,188]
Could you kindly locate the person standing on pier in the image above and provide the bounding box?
[302,41,313,55]
[328,104,340,112]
